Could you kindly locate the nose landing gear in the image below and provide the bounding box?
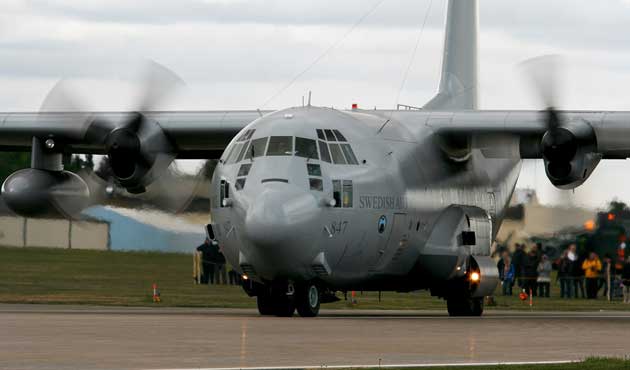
[254,281,321,317]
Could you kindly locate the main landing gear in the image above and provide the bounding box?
[255,281,321,317]
[446,296,484,317]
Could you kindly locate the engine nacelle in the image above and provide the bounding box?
[542,119,601,189]
[1,168,90,218]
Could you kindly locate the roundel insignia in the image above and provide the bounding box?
[378,215,387,234]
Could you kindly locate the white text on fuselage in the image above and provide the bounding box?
[358,195,408,210]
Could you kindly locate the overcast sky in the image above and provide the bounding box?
[3,0,630,209]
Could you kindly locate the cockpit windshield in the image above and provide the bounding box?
[295,137,318,159]
[267,136,293,156]
[225,129,358,165]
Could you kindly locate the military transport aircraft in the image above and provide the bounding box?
[1,0,628,317]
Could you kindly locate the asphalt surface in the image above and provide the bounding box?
[2,305,630,370]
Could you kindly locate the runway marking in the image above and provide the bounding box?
[151,360,577,370]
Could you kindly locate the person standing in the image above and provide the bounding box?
[522,247,540,296]
[512,244,526,289]
[497,251,515,296]
[208,239,226,285]
[568,244,583,298]
[558,250,573,299]
[582,252,602,299]
[196,238,214,284]
[537,254,552,298]
[621,256,630,304]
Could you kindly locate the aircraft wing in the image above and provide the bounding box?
[410,109,630,189]
[0,110,265,159]
[417,110,630,159]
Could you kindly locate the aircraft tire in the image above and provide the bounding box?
[257,293,275,315]
[296,283,320,317]
[273,293,295,317]
[470,297,484,316]
[447,297,484,317]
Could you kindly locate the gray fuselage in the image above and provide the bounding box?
[211,106,520,291]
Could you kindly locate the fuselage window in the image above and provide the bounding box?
[227,143,244,164]
[318,140,332,163]
[245,137,268,159]
[309,178,323,191]
[235,178,246,191]
[333,129,347,142]
[267,136,294,156]
[332,180,342,208]
[317,129,326,140]
[295,137,319,159]
[324,129,337,141]
[328,143,347,164]
[307,163,321,176]
[237,163,252,177]
[342,180,353,208]
[340,144,358,165]
[307,163,322,191]
[220,180,230,207]
[236,140,251,162]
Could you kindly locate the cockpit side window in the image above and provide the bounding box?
[226,143,244,164]
[317,129,326,140]
[318,141,331,163]
[307,163,321,176]
[324,129,337,141]
[307,163,323,191]
[236,140,250,162]
[328,143,347,164]
[221,143,236,163]
[245,137,268,159]
[237,163,252,177]
[333,129,347,142]
[295,137,319,159]
[316,129,359,165]
[340,144,358,165]
[267,136,294,156]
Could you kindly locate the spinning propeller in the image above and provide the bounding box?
[14,61,207,216]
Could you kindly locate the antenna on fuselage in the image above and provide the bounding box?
[307,91,312,107]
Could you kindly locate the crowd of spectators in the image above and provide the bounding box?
[497,242,630,302]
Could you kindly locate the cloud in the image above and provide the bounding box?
[3,0,630,207]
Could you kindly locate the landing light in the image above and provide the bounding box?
[242,274,249,281]
[470,272,480,282]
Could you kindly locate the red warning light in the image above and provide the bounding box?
[352,103,358,110]
[608,213,616,221]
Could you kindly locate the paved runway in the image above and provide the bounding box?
[2,305,630,370]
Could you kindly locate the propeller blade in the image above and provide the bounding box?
[135,161,207,214]
[519,54,563,111]
[137,60,185,112]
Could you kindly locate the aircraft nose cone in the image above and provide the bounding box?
[244,185,320,249]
